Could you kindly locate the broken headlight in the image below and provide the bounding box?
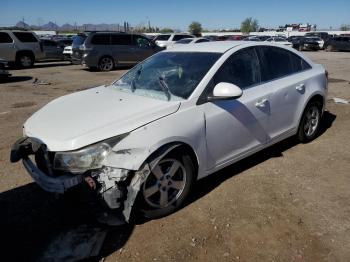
[53,135,127,173]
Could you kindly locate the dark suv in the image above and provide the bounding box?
[324,36,350,51]
[72,32,163,71]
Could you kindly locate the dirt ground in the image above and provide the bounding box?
[0,51,349,262]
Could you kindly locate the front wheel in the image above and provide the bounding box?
[138,150,195,219]
[297,101,322,143]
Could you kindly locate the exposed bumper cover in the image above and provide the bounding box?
[23,158,83,193]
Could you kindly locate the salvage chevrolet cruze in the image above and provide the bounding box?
[11,42,328,224]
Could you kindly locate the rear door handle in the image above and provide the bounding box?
[295,83,305,92]
[255,98,268,108]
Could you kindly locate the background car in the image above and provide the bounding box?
[0,58,11,79]
[0,30,45,68]
[292,37,320,51]
[154,33,195,48]
[72,32,163,71]
[40,39,65,60]
[324,36,350,51]
[305,32,330,41]
[265,36,292,46]
[167,37,210,48]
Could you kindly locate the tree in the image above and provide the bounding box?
[340,24,350,31]
[241,17,259,33]
[160,28,174,33]
[189,21,203,36]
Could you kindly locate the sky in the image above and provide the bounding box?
[1,0,349,30]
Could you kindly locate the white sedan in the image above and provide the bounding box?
[265,36,293,47]
[11,41,328,224]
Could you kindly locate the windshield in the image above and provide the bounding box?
[72,35,87,46]
[113,52,221,101]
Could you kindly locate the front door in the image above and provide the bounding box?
[202,47,272,170]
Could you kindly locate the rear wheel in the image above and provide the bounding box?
[138,150,195,219]
[98,56,114,71]
[297,101,322,143]
[16,53,34,68]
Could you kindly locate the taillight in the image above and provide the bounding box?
[325,70,329,80]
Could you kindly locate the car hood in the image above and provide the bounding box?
[24,85,181,151]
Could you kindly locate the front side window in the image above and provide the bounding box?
[214,47,261,89]
[133,35,151,47]
[91,34,110,45]
[13,32,38,42]
[0,32,13,43]
[113,52,221,101]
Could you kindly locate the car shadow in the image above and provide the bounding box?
[0,183,134,261]
[0,76,33,84]
[185,110,336,209]
[9,61,72,70]
[0,111,336,261]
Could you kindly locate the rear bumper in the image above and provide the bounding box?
[23,158,83,193]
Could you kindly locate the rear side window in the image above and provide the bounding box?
[290,52,312,72]
[13,32,38,42]
[91,34,110,45]
[214,47,261,89]
[258,46,294,81]
[0,32,13,43]
[42,40,57,47]
[196,39,209,43]
[111,34,132,45]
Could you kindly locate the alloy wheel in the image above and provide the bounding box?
[99,57,113,71]
[303,105,320,137]
[20,56,32,67]
[142,158,187,208]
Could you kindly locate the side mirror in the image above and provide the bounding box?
[208,82,243,101]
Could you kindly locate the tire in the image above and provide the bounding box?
[138,149,195,219]
[326,45,334,52]
[16,53,34,68]
[98,56,114,71]
[297,101,322,143]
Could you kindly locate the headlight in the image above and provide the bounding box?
[53,135,127,173]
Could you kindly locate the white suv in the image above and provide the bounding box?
[11,42,327,224]
[0,30,45,67]
[154,33,195,48]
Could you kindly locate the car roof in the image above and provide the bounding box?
[165,41,247,53]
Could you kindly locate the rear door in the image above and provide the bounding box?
[256,46,311,140]
[110,34,134,65]
[12,32,43,60]
[0,32,15,61]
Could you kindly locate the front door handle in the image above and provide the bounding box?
[255,98,268,108]
[295,83,305,92]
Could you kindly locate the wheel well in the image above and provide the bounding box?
[16,50,35,60]
[148,142,199,180]
[308,94,324,109]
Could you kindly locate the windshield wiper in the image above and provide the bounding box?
[131,66,143,93]
[158,76,171,101]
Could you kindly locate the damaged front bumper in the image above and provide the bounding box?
[22,158,83,193]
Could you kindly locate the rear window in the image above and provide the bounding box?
[0,32,13,43]
[111,34,132,45]
[13,32,38,42]
[155,34,170,41]
[72,35,87,46]
[91,34,110,45]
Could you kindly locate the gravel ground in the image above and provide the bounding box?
[0,51,349,262]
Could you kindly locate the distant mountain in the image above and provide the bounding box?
[15,21,30,28]
[41,21,59,30]
[12,21,129,32]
